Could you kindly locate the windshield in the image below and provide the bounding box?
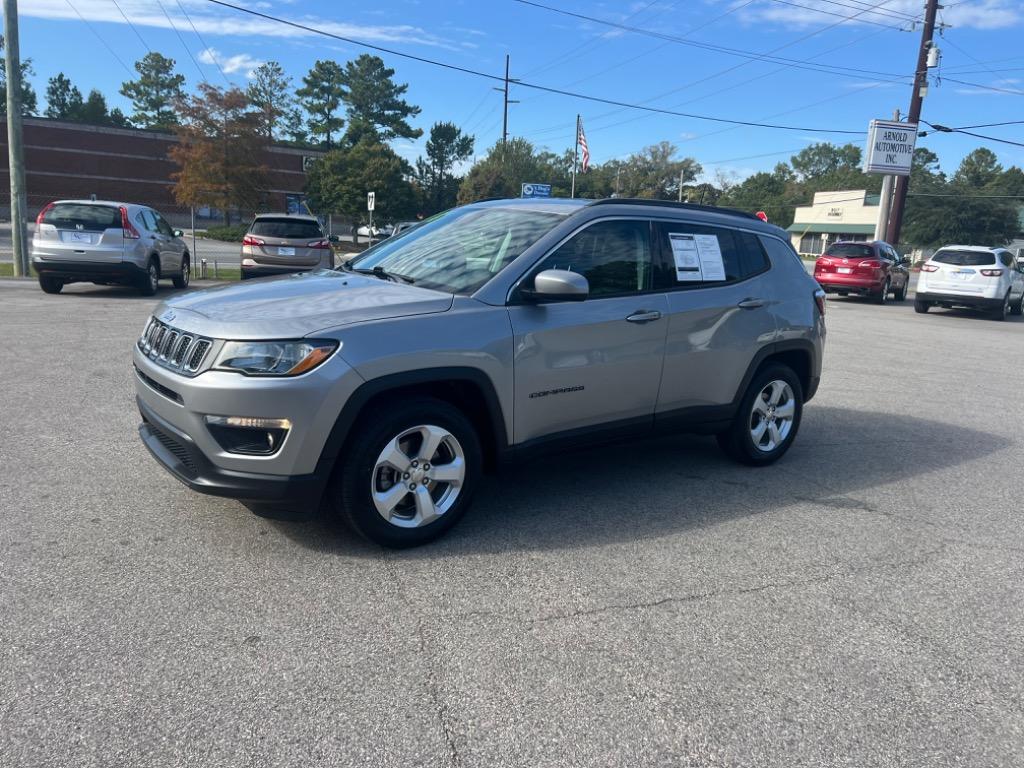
[348,206,566,294]
[250,218,323,239]
[932,250,996,266]
[825,243,873,258]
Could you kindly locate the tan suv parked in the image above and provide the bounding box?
[240,214,332,279]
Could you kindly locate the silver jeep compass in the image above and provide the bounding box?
[134,198,825,547]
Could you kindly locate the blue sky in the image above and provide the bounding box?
[9,0,1024,183]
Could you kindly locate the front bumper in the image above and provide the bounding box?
[915,291,1003,309]
[138,396,328,506]
[133,341,363,505]
[33,258,145,283]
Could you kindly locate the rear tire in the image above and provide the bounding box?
[914,299,930,314]
[1010,291,1024,316]
[38,276,63,294]
[991,292,1010,321]
[330,397,482,548]
[717,364,803,467]
[172,255,190,289]
[874,278,890,304]
[138,258,159,296]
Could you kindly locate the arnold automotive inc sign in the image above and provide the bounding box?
[864,119,918,176]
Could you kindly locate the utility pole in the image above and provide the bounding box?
[493,54,519,149]
[4,0,30,277]
[875,108,901,242]
[886,0,940,246]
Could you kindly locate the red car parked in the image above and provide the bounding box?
[813,240,910,304]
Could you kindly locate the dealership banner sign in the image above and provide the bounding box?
[864,119,918,176]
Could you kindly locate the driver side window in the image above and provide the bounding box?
[535,219,652,298]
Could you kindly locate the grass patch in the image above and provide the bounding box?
[201,224,249,242]
[0,263,35,278]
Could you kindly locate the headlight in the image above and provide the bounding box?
[213,339,338,376]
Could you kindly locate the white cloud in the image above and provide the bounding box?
[19,0,466,49]
[199,48,263,78]
[746,0,1021,31]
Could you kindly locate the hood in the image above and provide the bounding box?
[153,269,454,339]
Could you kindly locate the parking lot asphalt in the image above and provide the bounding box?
[2,280,1023,767]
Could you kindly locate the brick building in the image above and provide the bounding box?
[0,117,324,226]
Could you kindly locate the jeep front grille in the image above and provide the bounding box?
[139,317,213,375]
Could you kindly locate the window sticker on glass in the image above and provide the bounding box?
[668,232,726,282]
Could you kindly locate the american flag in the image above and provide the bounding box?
[578,117,590,173]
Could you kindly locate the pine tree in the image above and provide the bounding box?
[296,60,345,149]
[120,52,185,130]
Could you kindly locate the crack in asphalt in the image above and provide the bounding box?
[385,553,463,768]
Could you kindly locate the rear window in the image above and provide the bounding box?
[249,217,323,239]
[825,243,873,258]
[932,250,996,266]
[42,203,121,232]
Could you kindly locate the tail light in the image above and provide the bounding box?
[817,258,832,267]
[980,269,1004,277]
[921,264,939,272]
[242,235,265,246]
[814,289,826,317]
[35,202,55,225]
[307,239,330,249]
[120,206,140,239]
[858,260,883,269]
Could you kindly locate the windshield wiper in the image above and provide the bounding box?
[347,265,415,284]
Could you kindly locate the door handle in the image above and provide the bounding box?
[626,310,662,324]
[737,298,766,309]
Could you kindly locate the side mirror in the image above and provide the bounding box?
[523,269,589,302]
[173,229,183,238]
[328,234,340,243]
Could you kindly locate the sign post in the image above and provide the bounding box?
[367,191,375,240]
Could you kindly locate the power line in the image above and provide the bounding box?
[942,77,1024,96]
[923,121,1024,149]
[154,0,207,82]
[510,0,913,82]
[954,120,1024,130]
[174,0,232,86]
[813,0,923,23]
[110,0,151,54]
[63,0,133,75]
[204,0,864,135]
[764,0,911,30]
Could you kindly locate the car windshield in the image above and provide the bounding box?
[250,218,323,239]
[43,203,121,232]
[825,243,873,258]
[348,206,566,294]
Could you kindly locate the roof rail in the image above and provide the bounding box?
[586,197,760,221]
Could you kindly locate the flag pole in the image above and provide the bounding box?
[571,114,580,199]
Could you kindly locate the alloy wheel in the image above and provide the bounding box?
[749,380,796,453]
[182,261,190,286]
[371,424,466,528]
[149,264,159,291]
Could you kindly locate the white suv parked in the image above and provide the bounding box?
[914,245,1024,320]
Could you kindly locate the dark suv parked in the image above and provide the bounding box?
[135,198,826,547]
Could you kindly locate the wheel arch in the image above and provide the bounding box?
[733,340,817,406]
[319,367,509,472]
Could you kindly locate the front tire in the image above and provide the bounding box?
[1011,291,1024,316]
[38,276,63,294]
[717,364,803,467]
[172,255,190,289]
[331,398,482,548]
[914,299,930,314]
[895,278,908,302]
[875,278,890,304]
[138,258,159,296]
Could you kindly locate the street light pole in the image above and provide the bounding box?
[4,0,30,277]
[885,0,940,246]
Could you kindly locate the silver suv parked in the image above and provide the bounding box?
[134,198,826,547]
[240,213,331,279]
[33,200,190,295]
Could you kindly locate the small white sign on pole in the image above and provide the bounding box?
[367,192,376,211]
[864,119,918,176]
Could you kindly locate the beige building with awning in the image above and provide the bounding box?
[787,190,884,256]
